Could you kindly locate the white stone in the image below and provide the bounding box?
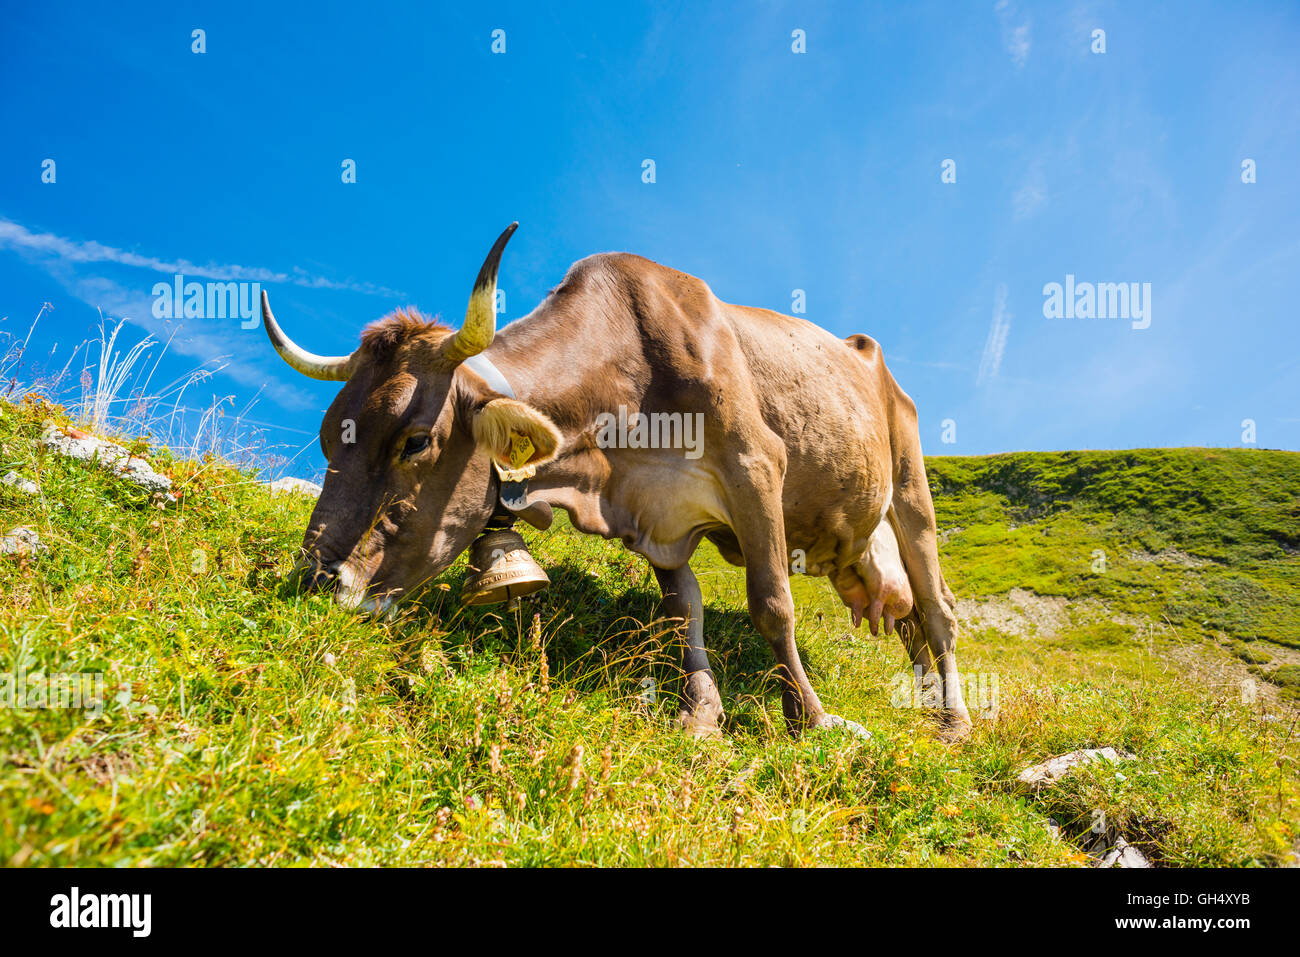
[269,476,322,498]
[2,470,38,495]
[1016,747,1136,788]
[1093,836,1153,869]
[42,426,173,497]
[1,525,46,555]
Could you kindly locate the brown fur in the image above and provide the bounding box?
[359,309,452,362]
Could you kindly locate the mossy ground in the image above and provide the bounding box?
[2,396,1297,866]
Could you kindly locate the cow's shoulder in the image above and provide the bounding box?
[563,252,711,295]
[553,253,720,329]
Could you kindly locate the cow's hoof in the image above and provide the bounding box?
[678,671,725,739]
[812,713,872,740]
[936,710,973,743]
[680,711,724,739]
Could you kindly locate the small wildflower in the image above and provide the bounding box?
[489,743,503,775]
[432,805,452,841]
[562,744,584,792]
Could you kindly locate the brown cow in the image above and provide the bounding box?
[262,224,972,740]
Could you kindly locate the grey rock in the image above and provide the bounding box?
[42,426,173,497]
[1016,747,1136,788]
[2,470,38,495]
[1092,836,1153,869]
[2,525,46,555]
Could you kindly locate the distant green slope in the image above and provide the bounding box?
[926,448,1300,652]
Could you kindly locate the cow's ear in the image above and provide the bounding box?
[472,398,562,469]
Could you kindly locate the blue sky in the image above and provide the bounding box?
[2,0,1297,478]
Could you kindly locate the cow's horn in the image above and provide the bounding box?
[261,290,354,381]
[445,222,518,363]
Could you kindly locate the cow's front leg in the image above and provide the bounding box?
[652,563,724,738]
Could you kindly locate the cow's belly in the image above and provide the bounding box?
[781,445,894,569]
[547,434,893,580]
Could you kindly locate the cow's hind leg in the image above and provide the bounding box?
[888,465,973,741]
[652,563,725,738]
[896,608,934,674]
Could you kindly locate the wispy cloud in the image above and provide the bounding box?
[0,216,401,411]
[994,0,1032,68]
[977,283,1012,386]
[0,218,405,298]
[1013,160,1048,218]
[57,269,316,411]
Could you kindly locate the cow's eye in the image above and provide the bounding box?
[401,433,431,459]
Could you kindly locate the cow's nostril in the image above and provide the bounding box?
[300,557,343,593]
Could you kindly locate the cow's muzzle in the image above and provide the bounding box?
[295,554,343,593]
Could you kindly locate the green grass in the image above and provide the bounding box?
[927,449,1300,647]
[2,395,1298,866]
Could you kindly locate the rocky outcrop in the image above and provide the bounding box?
[42,426,173,499]
[268,477,322,498]
[1017,747,1135,788]
[1017,747,1152,868]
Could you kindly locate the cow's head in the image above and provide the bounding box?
[262,224,562,613]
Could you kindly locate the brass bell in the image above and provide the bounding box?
[461,527,550,606]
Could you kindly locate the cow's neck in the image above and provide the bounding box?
[473,323,612,531]
[474,315,593,430]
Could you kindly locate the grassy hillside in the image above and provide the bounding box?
[927,449,1300,651]
[2,394,1298,866]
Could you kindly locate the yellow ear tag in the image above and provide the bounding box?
[508,432,535,470]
